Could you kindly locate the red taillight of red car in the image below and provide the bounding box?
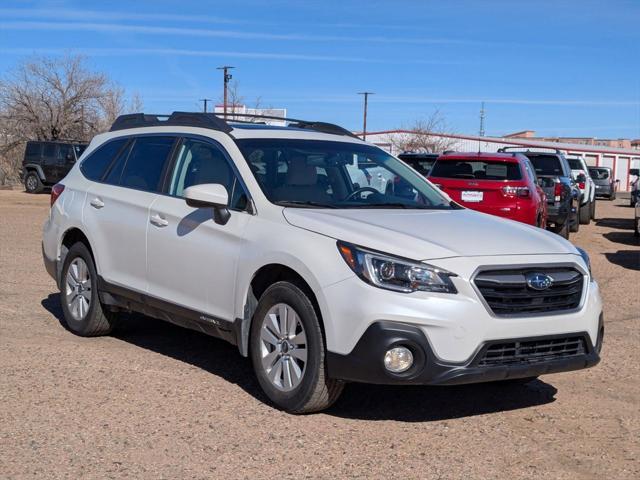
[501,186,530,198]
[554,182,563,202]
[50,183,65,207]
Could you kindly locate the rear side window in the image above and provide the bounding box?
[119,136,175,192]
[528,155,564,176]
[430,160,521,180]
[80,138,128,181]
[42,143,56,158]
[25,143,41,158]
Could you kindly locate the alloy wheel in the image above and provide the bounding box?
[65,257,92,321]
[259,303,308,392]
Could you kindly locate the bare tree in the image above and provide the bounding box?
[0,55,141,184]
[386,109,458,154]
[221,81,272,123]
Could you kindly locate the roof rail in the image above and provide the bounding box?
[497,146,562,154]
[224,112,359,139]
[109,112,233,133]
[109,111,359,139]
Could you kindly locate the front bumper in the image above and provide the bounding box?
[327,318,602,385]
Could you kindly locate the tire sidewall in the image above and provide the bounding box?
[25,173,40,193]
[250,282,324,412]
[60,243,99,335]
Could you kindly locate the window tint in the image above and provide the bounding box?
[57,144,74,160]
[430,160,521,180]
[527,155,564,176]
[169,139,248,209]
[567,159,584,170]
[103,141,133,185]
[119,136,175,192]
[42,143,56,158]
[80,138,128,181]
[25,143,41,157]
[588,168,609,180]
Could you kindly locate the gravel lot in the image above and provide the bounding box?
[1,190,638,479]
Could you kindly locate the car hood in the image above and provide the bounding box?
[282,208,577,261]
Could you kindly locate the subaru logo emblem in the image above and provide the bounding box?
[526,273,553,291]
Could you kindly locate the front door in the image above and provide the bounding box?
[146,137,252,321]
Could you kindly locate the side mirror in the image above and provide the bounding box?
[184,183,230,225]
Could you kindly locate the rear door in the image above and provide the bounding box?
[145,136,252,320]
[57,143,77,180]
[83,135,177,292]
[42,142,60,183]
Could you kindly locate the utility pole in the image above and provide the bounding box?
[358,92,374,140]
[478,102,486,153]
[216,66,235,119]
[200,98,212,113]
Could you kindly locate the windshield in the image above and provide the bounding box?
[236,139,452,209]
[589,168,609,180]
[430,160,521,180]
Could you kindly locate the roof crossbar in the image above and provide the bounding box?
[109,111,358,139]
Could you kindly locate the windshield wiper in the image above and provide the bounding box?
[347,203,423,209]
[274,200,338,209]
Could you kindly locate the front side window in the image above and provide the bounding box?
[80,138,128,181]
[118,136,175,192]
[430,160,522,180]
[236,139,452,209]
[169,138,248,210]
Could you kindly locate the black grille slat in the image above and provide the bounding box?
[478,336,586,366]
[474,267,584,316]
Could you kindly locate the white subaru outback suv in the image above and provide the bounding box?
[43,112,603,413]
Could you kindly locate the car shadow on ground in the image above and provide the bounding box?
[604,250,640,271]
[42,292,558,422]
[595,217,635,230]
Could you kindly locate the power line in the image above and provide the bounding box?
[357,92,374,141]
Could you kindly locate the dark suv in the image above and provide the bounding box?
[22,140,87,193]
[397,152,439,177]
[499,148,577,238]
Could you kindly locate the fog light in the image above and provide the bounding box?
[384,346,414,373]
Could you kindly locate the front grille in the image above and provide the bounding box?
[478,336,586,367]
[474,267,584,316]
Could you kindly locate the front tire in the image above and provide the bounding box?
[24,172,43,193]
[60,242,118,336]
[250,281,343,413]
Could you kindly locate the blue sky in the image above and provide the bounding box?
[1,0,639,138]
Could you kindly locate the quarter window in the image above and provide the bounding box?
[80,138,128,181]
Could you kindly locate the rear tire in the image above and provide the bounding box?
[250,281,344,413]
[60,242,118,336]
[635,217,640,237]
[579,201,591,224]
[24,172,43,194]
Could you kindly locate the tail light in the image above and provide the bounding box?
[578,181,585,189]
[501,186,530,198]
[50,183,65,207]
[554,182,563,202]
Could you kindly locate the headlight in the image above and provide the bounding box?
[337,241,457,294]
[576,247,592,276]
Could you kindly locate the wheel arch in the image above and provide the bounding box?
[236,262,327,358]
[57,227,96,288]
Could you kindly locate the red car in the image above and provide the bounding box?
[428,152,547,227]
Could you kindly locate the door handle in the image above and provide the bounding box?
[150,214,169,227]
[90,198,104,209]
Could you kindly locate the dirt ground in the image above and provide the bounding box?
[1,189,638,479]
